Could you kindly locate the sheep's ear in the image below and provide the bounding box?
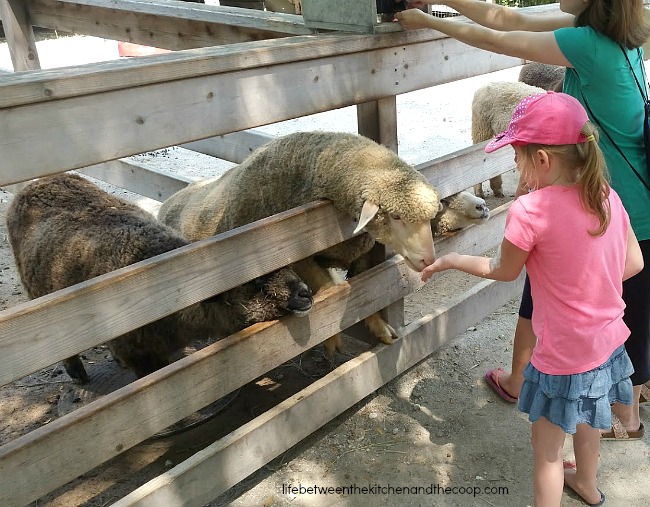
[354,200,379,234]
[438,201,444,212]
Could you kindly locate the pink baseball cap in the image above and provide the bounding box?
[485,91,590,153]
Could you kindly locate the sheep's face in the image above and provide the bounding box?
[432,191,490,236]
[256,268,314,317]
[355,200,436,272]
[445,192,490,221]
[353,177,439,272]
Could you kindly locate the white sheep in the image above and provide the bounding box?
[432,191,490,236]
[158,131,442,356]
[471,81,545,198]
[6,174,313,381]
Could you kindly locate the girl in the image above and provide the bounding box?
[421,91,644,507]
[398,0,650,442]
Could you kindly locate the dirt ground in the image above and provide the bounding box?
[1,32,649,507]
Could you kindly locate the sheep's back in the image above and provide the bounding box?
[471,82,545,143]
[7,174,188,298]
[159,131,438,240]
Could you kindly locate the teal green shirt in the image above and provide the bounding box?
[556,26,650,240]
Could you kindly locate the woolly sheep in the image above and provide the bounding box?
[432,191,490,236]
[158,131,441,356]
[518,62,565,92]
[471,81,545,198]
[6,174,313,381]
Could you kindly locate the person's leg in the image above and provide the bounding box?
[611,240,650,432]
[496,316,536,398]
[564,423,603,505]
[487,275,536,399]
[531,416,566,507]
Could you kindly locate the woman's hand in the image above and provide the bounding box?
[395,7,432,30]
[421,253,459,282]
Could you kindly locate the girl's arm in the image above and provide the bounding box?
[407,1,573,32]
[421,238,528,282]
[623,226,644,281]
[395,8,571,67]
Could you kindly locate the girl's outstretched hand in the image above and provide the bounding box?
[421,253,459,282]
[395,7,431,30]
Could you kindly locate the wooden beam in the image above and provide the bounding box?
[27,0,311,48]
[419,140,513,198]
[0,0,41,70]
[356,96,398,154]
[180,129,274,164]
[79,159,194,201]
[114,273,525,507]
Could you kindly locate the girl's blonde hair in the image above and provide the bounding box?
[576,0,650,48]
[519,123,612,237]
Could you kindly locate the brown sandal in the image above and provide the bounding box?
[601,414,645,440]
[640,382,650,404]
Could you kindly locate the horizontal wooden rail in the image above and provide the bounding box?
[28,0,312,49]
[0,38,522,184]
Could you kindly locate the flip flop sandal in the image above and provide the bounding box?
[601,414,645,440]
[484,368,518,403]
[563,460,577,470]
[564,483,606,506]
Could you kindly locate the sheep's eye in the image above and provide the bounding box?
[389,212,401,221]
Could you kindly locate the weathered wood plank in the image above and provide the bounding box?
[0,30,492,108]
[115,272,525,507]
[356,96,398,154]
[0,254,424,507]
[28,0,311,48]
[418,140,513,198]
[79,159,194,201]
[0,200,355,387]
[0,0,41,70]
[181,129,274,164]
[0,39,522,185]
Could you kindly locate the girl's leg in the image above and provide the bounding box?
[564,423,602,505]
[498,316,536,398]
[531,416,566,507]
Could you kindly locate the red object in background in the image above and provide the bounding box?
[117,41,171,57]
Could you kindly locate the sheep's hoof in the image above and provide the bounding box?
[492,189,505,198]
[364,313,397,345]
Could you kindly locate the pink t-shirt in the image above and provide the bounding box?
[505,185,630,375]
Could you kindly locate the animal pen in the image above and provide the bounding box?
[0,0,573,505]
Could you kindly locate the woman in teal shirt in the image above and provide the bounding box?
[398,1,650,504]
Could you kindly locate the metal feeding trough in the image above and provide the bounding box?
[301,0,431,34]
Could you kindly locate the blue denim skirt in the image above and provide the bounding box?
[518,345,634,434]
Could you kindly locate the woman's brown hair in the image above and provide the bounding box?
[576,0,650,48]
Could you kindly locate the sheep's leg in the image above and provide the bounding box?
[63,354,90,384]
[291,257,344,357]
[489,175,504,198]
[474,182,485,199]
[348,253,398,346]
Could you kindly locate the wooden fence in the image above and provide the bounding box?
[0,1,543,505]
